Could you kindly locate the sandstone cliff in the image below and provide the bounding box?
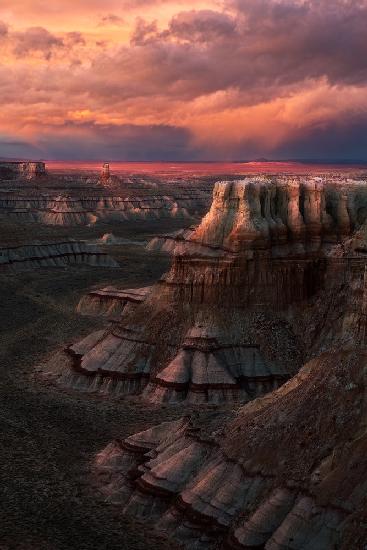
[0,194,191,225]
[0,192,207,226]
[43,177,367,405]
[93,256,367,548]
[0,161,46,180]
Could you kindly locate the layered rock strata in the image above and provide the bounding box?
[46,178,367,404]
[0,241,118,272]
[101,163,110,182]
[0,193,199,226]
[77,286,150,319]
[0,161,46,180]
[148,178,367,255]
[146,228,195,254]
[95,338,367,548]
[92,186,367,548]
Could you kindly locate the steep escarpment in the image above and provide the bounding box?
[0,241,118,272]
[43,177,367,405]
[90,182,367,549]
[148,177,367,256]
[94,270,367,548]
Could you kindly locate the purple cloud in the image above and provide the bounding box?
[12,27,63,59]
[35,123,197,161]
[169,10,236,42]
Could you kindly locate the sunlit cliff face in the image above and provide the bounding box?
[1,0,367,160]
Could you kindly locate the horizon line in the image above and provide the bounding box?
[3,157,367,165]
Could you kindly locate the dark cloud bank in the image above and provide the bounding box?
[3,0,367,160]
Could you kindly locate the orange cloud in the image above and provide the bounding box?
[1,0,367,160]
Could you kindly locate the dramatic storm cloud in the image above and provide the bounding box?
[1,0,367,160]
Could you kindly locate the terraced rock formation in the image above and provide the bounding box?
[0,164,213,226]
[94,237,367,548]
[45,177,367,405]
[77,286,150,319]
[0,193,196,226]
[0,241,118,272]
[0,161,46,180]
[94,352,367,548]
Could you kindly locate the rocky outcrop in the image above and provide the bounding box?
[0,161,46,180]
[146,228,195,254]
[43,177,367,404]
[0,193,199,226]
[96,233,146,246]
[77,286,150,319]
[143,323,289,404]
[90,184,367,548]
[94,346,367,549]
[101,163,110,181]
[147,177,367,257]
[0,241,118,272]
[148,178,367,257]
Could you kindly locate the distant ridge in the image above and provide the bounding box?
[1,156,367,164]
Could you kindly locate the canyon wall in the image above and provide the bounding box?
[0,193,206,226]
[42,177,367,405]
[92,212,367,549]
[0,161,46,180]
[0,165,212,225]
[29,175,367,548]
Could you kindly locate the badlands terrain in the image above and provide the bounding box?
[2,161,367,549]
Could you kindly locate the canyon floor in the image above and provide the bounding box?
[0,217,195,550]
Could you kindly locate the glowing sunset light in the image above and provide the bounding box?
[1,0,367,161]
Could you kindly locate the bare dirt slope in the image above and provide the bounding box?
[0,217,190,550]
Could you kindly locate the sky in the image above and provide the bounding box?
[1,0,367,161]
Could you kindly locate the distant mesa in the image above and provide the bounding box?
[0,192,196,226]
[101,162,111,181]
[0,162,216,225]
[0,160,46,180]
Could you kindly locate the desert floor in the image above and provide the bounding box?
[0,218,193,550]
